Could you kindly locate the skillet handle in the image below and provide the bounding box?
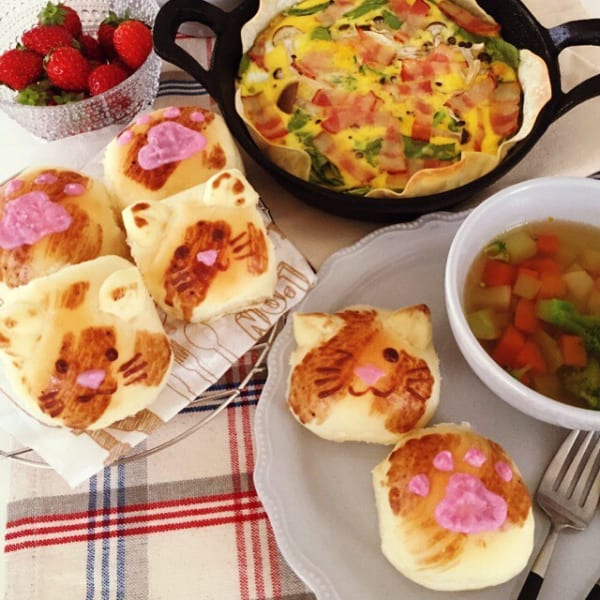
[152,0,256,105]
[547,19,600,119]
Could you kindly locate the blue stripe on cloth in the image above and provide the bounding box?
[101,468,111,600]
[86,474,97,600]
[116,463,126,600]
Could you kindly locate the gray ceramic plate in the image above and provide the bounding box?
[254,211,600,600]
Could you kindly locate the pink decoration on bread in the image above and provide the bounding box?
[63,183,85,196]
[75,369,106,390]
[163,106,181,118]
[433,450,454,471]
[0,191,72,250]
[464,447,487,467]
[190,111,206,122]
[118,129,133,146]
[435,473,508,533]
[196,249,218,266]
[353,364,385,386]
[137,122,207,170]
[34,172,58,185]
[495,461,513,482]
[408,474,430,497]
[5,179,24,196]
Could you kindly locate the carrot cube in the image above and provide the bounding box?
[481,259,517,287]
[538,272,567,299]
[559,335,588,367]
[492,325,526,368]
[536,234,559,255]
[514,298,539,333]
[515,340,547,375]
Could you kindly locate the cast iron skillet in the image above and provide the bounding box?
[153,0,600,221]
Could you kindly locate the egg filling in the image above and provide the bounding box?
[237,0,541,195]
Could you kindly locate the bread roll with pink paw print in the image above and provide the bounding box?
[372,422,534,591]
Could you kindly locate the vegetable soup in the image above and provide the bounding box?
[464,219,600,410]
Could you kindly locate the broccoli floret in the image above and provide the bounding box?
[536,299,600,356]
[560,356,600,409]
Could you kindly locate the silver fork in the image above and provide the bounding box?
[517,429,600,600]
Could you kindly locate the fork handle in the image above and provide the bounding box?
[517,526,560,600]
[585,581,600,600]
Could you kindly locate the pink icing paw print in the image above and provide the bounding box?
[407,447,513,534]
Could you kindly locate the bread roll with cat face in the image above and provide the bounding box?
[122,169,277,322]
[0,255,173,431]
[104,105,244,211]
[372,423,534,591]
[0,167,128,299]
[287,304,440,444]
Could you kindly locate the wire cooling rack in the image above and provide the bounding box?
[0,320,282,468]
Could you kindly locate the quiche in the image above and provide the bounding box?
[236,0,551,197]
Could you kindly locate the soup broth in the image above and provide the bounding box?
[464,219,600,409]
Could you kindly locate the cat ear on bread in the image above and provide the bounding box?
[122,200,171,250]
[200,169,259,208]
[387,304,433,350]
[292,312,342,347]
[98,264,153,322]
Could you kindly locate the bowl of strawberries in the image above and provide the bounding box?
[0,0,161,140]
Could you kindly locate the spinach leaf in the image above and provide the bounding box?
[286,0,332,16]
[288,109,311,131]
[238,53,250,75]
[296,132,345,186]
[311,26,331,40]
[382,9,402,30]
[403,136,458,161]
[354,138,382,166]
[343,0,388,19]
[455,27,520,70]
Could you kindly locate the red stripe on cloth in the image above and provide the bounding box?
[243,401,267,599]
[5,499,265,541]
[266,520,283,598]
[6,490,258,529]
[5,511,268,553]
[228,407,250,600]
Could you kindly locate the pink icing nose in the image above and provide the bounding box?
[196,249,218,266]
[435,473,508,534]
[137,121,207,170]
[76,369,106,390]
[354,364,385,386]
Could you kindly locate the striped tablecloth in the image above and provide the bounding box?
[1,42,315,599]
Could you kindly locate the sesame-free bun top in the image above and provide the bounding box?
[104,105,245,211]
[287,304,440,444]
[0,166,128,299]
[122,168,277,323]
[372,423,534,591]
[0,255,173,431]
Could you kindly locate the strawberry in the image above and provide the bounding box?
[38,2,82,38]
[45,46,90,91]
[22,24,73,56]
[88,63,129,96]
[0,48,44,91]
[78,33,105,62]
[113,20,152,70]
[97,11,125,59]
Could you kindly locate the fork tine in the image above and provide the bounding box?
[546,430,586,497]
[555,430,593,497]
[573,433,600,510]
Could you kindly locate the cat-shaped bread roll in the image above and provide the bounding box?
[287,304,440,443]
[104,106,244,211]
[0,167,128,299]
[372,423,534,591]
[0,255,173,430]
[122,169,277,323]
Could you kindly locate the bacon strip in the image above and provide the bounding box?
[489,81,522,137]
[438,0,501,36]
[241,93,287,140]
[444,74,496,117]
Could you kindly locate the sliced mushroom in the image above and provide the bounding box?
[426,21,446,46]
[272,25,303,54]
[277,81,299,114]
